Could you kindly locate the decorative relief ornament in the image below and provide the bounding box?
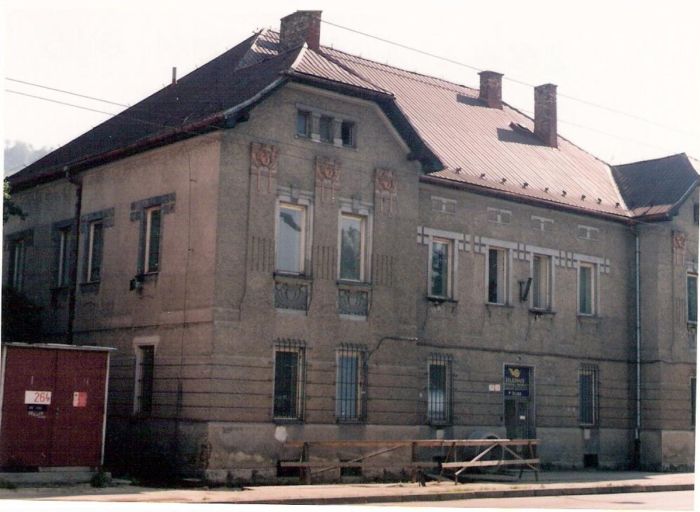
[250,142,279,193]
[374,168,397,214]
[315,156,340,201]
[673,231,687,251]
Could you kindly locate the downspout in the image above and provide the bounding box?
[634,226,641,468]
[65,166,82,345]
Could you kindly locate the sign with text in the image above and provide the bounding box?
[24,390,52,405]
[503,366,530,397]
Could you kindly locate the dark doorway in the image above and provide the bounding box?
[503,365,535,439]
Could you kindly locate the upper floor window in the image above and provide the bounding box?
[578,262,596,315]
[86,220,104,283]
[8,238,26,292]
[56,227,72,287]
[296,110,311,137]
[143,207,162,274]
[487,247,508,305]
[319,115,334,143]
[429,238,453,299]
[339,213,366,281]
[531,254,552,310]
[340,121,356,147]
[688,273,698,325]
[276,203,307,274]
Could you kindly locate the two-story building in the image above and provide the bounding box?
[3,11,697,480]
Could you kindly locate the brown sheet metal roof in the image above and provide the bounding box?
[10,27,697,221]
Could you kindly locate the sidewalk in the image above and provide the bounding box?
[0,471,694,504]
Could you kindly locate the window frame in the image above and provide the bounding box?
[272,342,306,421]
[86,220,104,283]
[687,273,698,325]
[577,262,597,316]
[142,206,162,275]
[133,344,155,416]
[335,346,367,422]
[427,354,452,426]
[428,237,454,299]
[275,201,308,276]
[9,238,26,292]
[579,364,599,427]
[319,115,334,143]
[296,110,311,138]
[531,254,553,311]
[486,246,509,305]
[56,227,72,288]
[338,212,368,283]
[340,120,356,148]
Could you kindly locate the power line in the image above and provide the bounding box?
[6,89,118,116]
[321,18,693,136]
[6,77,129,107]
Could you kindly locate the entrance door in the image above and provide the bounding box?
[503,365,535,439]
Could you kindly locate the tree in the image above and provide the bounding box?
[3,179,26,224]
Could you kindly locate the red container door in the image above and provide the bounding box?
[50,350,107,467]
[0,347,108,469]
[0,347,57,468]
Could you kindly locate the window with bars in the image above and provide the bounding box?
[335,345,366,421]
[579,364,598,426]
[273,340,305,420]
[134,345,155,415]
[427,354,452,425]
[687,274,697,324]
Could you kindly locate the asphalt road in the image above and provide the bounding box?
[376,490,694,509]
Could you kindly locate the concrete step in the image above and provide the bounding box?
[0,469,109,486]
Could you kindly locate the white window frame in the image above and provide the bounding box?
[10,239,26,291]
[338,211,369,282]
[577,262,597,316]
[335,347,365,422]
[57,228,71,287]
[275,200,310,276]
[143,206,162,274]
[486,246,510,305]
[428,237,454,299]
[531,254,553,311]
[687,273,698,325]
[86,220,103,283]
[272,344,305,420]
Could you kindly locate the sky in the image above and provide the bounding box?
[3,0,700,174]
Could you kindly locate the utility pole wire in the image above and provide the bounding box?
[6,89,118,116]
[321,18,693,136]
[6,77,130,107]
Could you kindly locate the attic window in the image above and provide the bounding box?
[295,105,358,149]
[319,116,334,143]
[341,121,356,148]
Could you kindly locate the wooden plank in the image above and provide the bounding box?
[441,458,539,469]
[280,461,438,469]
[311,444,405,476]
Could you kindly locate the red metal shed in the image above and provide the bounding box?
[0,343,114,470]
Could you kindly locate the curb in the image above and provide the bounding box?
[233,483,694,505]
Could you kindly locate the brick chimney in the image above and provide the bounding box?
[280,11,322,51]
[478,70,503,109]
[534,83,557,148]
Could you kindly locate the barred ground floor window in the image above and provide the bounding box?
[273,340,306,420]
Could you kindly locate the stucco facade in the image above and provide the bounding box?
[2,12,697,480]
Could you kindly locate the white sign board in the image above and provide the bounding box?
[25,390,52,405]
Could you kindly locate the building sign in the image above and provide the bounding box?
[27,404,48,418]
[503,365,530,397]
[24,390,52,405]
[73,392,88,407]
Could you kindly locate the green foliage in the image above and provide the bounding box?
[3,179,26,224]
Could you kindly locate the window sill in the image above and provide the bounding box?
[486,302,513,309]
[79,281,100,294]
[338,280,372,291]
[274,272,312,285]
[577,314,599,320]
[273,418,304,425]
[426,295,457,304]
[529,308,556,316]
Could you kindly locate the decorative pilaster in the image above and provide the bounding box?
[672,231,687,266]
[315,156,340,202]
[374,168,397,215]
[250,142,279,193]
